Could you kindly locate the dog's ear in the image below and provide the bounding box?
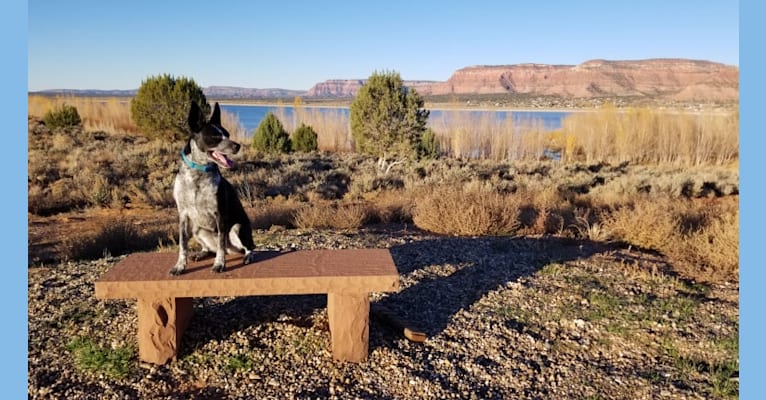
[210,102,221,126]
[188,101,203,133]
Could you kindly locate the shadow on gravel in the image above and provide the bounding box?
[179,293,327,357]
[176,235,611,363]
[378,236,611,340]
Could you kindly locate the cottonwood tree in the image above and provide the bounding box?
[350,70,430,172]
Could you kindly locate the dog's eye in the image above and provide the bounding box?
[203,134,223,147]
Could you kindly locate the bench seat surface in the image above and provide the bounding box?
[95,249,399,299]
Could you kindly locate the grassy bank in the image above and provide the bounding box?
[29,95,738,165]
[28,113,738,284]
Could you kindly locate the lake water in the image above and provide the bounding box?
[221,104,570,134]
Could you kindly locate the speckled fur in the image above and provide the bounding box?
[170,102,257,275]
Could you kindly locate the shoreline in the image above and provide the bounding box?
[215,100,735,115]
[215,101,592,113]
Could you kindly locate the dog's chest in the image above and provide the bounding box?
[174,171,221,226]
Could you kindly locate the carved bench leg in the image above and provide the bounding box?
[136,297,193,364]
[327,292,370,362]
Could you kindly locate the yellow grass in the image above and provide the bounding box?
[559,104,738,166]
[28,95,138,134]
[427,111,551,160]
[273,106,353,152]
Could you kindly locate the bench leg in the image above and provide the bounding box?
[327,292,370,362]
[137,297,193,364]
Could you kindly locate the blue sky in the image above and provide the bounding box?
[28,0,739,91]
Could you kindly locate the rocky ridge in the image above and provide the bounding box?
[31,59,738,103]
[307,59,738,102]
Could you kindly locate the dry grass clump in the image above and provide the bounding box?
[364,190,416,224]
[292,201,369,230]
[247,197,303,230]
[28,118,179,214]
[61,218,173,261]
[602,196,738,283]
[413,182,522,236]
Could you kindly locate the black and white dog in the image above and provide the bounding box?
[171,101,257,275]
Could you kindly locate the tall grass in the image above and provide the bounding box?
[273,106,353,152]
[427,111,551,160]
[427,105,738,166]
[30,96,738,167]
[558,104,738,166]
[29,95,138,134]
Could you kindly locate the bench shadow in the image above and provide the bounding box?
[178,235,611,362]
[370,236,611,347]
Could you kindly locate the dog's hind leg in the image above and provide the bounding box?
[229,222,258,264]
[212,219,227,273]
[171,215,191,275]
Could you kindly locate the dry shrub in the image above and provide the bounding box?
[674,199,739,283]
[603,196,738,283]
[602,195,680,251]
[413,182,522,236]
[365,190,415,223]
[292,202,368,230]
[248,198,302,230]
[62,218,171,261]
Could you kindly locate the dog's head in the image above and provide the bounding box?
[185,101,240,169]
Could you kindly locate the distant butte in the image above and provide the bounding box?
[306,59,738,102]
[31,59,738,103]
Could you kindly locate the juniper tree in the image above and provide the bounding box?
[350,70,430,169]
[130,74,209,141]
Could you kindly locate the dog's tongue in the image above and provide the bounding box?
[211,151,235,169]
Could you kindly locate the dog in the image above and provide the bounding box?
[170,101,257,275]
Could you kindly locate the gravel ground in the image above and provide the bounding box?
[28,227,739,399]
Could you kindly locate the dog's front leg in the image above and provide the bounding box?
[212,216,227,273]
[171,214,190,275]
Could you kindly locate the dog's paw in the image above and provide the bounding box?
[211,263,225,273]
[243,251,258,265]
[170,264,185,276]
[191,251,214,261]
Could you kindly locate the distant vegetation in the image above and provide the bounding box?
[130,74,209,141]
[290,123,318,153]
[252,112,291,154]
[350,70,430,161]
[27,81,739,284]
[43,103,81,130]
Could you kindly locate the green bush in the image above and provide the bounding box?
[349,70,430,159]
[43,104,81,129]
[291,123,318,152]
[130,74,209,141]
[253,112,291,153]
[418,128,439,159]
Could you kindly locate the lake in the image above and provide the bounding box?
[220,104,570,135]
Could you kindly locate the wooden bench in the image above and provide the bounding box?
[94,249,399,364]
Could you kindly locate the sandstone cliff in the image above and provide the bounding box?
[305,59,738,102]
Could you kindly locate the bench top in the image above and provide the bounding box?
[95,249,399,299]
